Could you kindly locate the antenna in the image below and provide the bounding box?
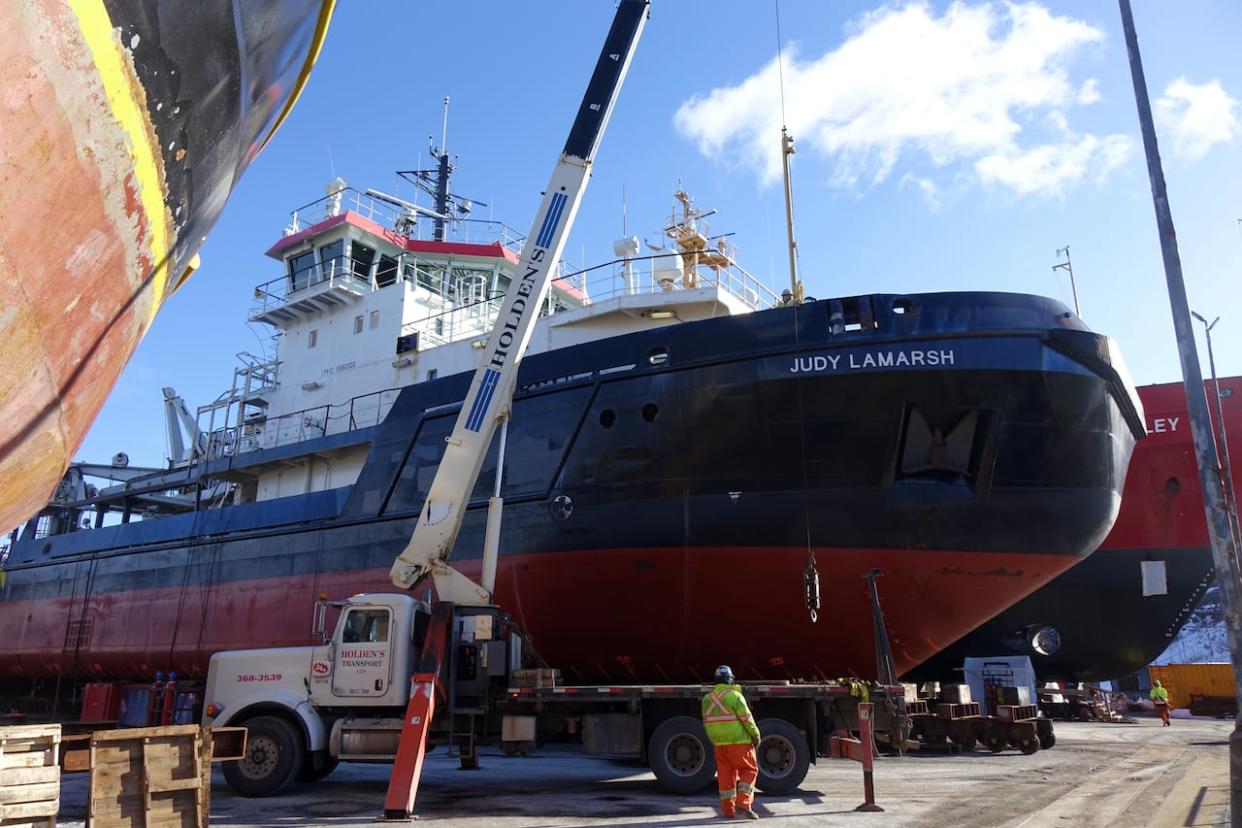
[775,0,801,301]
[440,96,450,155]
[1052,245,1080,317]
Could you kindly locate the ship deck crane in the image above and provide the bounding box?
[380,2,649,817]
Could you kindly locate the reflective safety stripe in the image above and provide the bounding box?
[738,782,756,794]
[704,690,739,722]
[719,788,737,800]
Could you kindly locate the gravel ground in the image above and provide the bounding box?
[54,715,1230,826]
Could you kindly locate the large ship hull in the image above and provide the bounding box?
[0,293,1142,689]
[0,0,333,534]
[913,377,1239,681]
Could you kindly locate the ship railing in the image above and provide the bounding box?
[250,257,376,318]
[201,387,403,460]
[284,187,526,252]
[401,293,506,349]
[399,284,590,350]
[394,251,774,350]
[552,253,780,310]
[251,252,520,323]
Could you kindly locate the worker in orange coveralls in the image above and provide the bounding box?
[1150,680,1170,726]
[702,665,762,820]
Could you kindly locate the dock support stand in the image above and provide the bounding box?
[829,702,883,813]
[383,602,454,821]
[856,702,883,813]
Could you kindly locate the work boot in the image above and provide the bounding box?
[736,808,759,820]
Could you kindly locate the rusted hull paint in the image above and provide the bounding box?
[0,0,333,532]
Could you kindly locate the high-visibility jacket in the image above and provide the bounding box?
[702,683,761,746]
[1150,686,1169,703]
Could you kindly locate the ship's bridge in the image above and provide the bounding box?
[250,186,532,328]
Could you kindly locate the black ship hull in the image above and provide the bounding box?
[0,292,1143,689]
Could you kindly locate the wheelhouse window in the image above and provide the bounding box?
[308,329,318,348]
[354,315,364,334]
[370,310,380,330]
[318,239,345,277]
[376,254,399,287]
[350,241,376,281]
[288,250,316,292]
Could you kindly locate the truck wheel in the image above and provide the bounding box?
[648,716,716,794]
[223,715,305,796]
[755,719,811,794]
[297,753,339,782]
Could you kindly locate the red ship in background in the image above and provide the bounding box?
[915,376,1241,681]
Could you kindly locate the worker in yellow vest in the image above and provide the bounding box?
[1150,680,1170,726]
[702,665,762,820]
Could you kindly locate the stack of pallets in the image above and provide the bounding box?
[0,724,60,828]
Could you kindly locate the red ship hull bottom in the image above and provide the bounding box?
[2,547,1078,685]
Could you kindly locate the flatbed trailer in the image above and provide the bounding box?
[496,681,911,794]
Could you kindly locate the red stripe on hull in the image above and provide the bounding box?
[0,546,1075,683]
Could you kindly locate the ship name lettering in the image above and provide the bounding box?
[790,349,955,373]
[1151,416,1179,433]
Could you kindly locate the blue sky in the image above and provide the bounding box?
[79,0,1242,468]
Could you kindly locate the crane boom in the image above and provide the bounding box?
[389,0,650,601]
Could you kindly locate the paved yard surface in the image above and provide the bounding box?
[55,716,1230,826]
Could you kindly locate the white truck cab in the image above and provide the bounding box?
[204,594,431,795]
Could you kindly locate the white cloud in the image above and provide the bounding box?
[899,173,941,209]
[1155,78,1239,162]
[975,133,1131,197]
[674,2,1132,199]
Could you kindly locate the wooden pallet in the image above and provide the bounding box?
[0,724,60,828]
[88,725,211,828]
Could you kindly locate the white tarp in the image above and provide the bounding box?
[963,655,1039,714]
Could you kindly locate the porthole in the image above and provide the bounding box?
[600,409,616,428]
[1165,477,1181,495]
[642,403,659,423]
[892,297,917,316]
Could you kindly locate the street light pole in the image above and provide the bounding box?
[1052,246,1080,317]
[1192,312,1241,548]
[1119,4,1242,824]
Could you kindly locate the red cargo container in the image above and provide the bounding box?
[80,682,122,722]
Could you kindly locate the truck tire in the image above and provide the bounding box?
[755,718,810,794]
[648,716,716,794]
[223,715,305,796]
[297,753,339,782]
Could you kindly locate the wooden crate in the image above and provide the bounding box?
[0,724,60,828]
[88,725,211,828]
[512,668,560,688]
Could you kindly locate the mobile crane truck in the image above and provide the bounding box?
[200,2,912,816]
